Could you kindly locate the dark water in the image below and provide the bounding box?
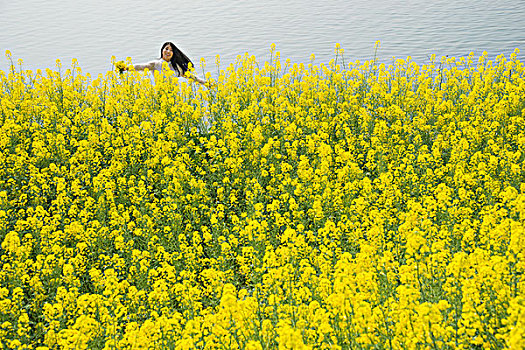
[1,0,524,76]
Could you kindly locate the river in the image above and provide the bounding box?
[1,0,524,76]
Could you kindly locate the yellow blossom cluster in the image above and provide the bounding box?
[0,46,524,349]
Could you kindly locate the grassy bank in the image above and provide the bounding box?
[0,47,524,349]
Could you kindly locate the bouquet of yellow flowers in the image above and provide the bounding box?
[115,61,129,74]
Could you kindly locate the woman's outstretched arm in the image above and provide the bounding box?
[133,61,156,71]
[175,63,205,85]
[190,75,206,85]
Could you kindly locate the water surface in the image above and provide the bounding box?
[1,0,524,76]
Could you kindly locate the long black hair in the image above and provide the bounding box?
[161,42,194,75]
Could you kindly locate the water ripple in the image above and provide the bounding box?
[0,0,523,75]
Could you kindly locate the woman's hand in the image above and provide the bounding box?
[195,77,206,85]
[115,61,128,74]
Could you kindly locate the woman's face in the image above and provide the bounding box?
[162,45,173,61]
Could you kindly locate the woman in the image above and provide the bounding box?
[130,42,205,85]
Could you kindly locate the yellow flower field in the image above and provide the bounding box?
[0,46,524,349]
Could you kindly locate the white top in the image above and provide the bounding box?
[133,58,206,85]
[134,59,183,76]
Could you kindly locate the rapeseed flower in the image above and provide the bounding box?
[0,47,524,348]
